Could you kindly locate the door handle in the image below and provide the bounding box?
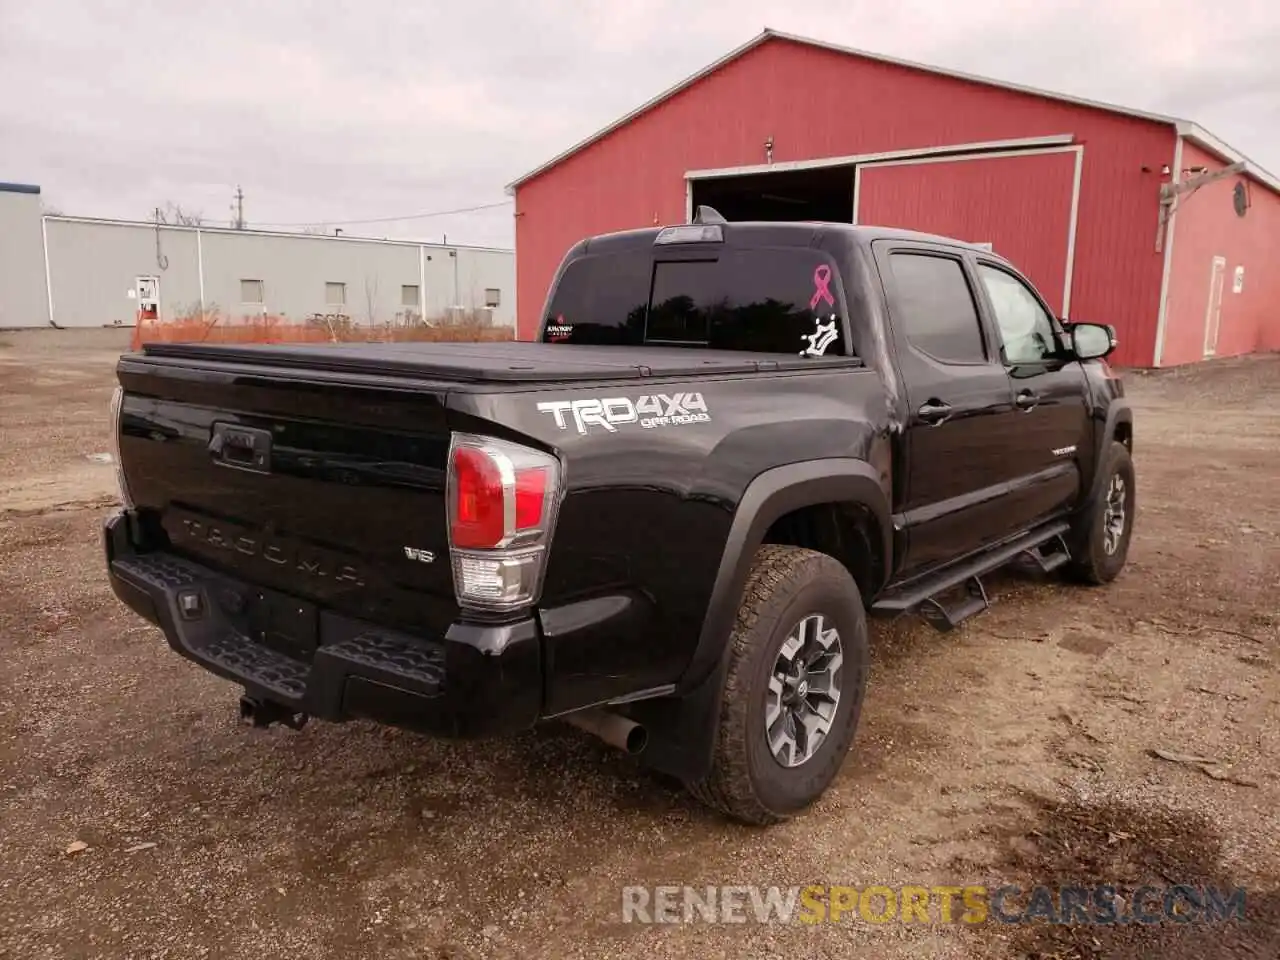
[1015,390,1039,412]
[917,400,953,426]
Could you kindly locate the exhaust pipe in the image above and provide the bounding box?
[563,707,648,755]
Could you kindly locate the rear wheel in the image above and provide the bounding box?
[686,545,869,825]
[1067,440,1136,584]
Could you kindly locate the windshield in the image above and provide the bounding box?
[540,247,851,357]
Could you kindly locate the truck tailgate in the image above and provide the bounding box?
[116,351,460,635]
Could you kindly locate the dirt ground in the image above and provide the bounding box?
[1,328,1277,959]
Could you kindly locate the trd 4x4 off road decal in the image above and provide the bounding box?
[536,393,710,434]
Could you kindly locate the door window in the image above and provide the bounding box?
[886,252,987,363]
[977,265,1059,364]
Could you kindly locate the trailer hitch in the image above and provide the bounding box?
[239,694,309,731]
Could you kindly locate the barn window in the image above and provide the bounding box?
[325,282,347,305]
[484,288,502,308]
[240,279,264,304]
[401,284,420,307]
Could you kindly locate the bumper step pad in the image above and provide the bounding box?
[110,552,446,715]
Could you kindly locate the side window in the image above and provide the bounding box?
[977,265,1058,364]
[887,253,987,363]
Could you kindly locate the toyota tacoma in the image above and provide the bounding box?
[104,211,1135,824]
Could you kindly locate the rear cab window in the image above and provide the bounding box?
[882,250,990,364]
[541,240,853,358]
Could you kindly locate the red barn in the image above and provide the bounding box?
[507,28,1280,367]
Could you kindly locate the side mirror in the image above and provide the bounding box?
[1070,322,1117,361]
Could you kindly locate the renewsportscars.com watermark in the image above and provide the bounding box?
[621,884,1248,926]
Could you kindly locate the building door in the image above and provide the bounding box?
[1202,256,1227,357]
[135,276,160,323]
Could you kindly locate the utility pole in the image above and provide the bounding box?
[231,186,246,230]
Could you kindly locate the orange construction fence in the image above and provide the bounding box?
[132,311,515,351]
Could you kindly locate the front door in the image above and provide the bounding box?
[972,259,1090,531]
[874,243,1022,578]
[1203,256,1227,358]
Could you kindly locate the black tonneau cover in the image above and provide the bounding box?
[140,341,861,384]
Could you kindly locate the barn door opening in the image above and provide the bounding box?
[689,166,855,224]
[1202,256,1227,357]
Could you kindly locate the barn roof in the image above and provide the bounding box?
[505,28,1279,196]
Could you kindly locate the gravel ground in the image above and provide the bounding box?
[1,329,1277,959]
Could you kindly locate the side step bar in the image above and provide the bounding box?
[872,522,1071,632]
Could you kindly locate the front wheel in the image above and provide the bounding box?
[685,545,869,825]
[1067,440,1136,584]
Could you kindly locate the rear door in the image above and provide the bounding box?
[971,259,1091,530]
[873,241,1024,577]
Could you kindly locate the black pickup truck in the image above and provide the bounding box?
[104,212,1134,824]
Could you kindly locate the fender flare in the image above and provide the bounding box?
[1083,399,1133,510]
[625,458,891,782]
[684,457,892,690]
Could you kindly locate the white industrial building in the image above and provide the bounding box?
[0,182,514,330]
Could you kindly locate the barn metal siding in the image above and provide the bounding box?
[856,151,1077,315]
[515,36,1176,366]
[1160,141,1280,366]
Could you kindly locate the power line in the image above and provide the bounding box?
[252,199,513,229]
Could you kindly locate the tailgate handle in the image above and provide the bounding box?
[209,423,272,474]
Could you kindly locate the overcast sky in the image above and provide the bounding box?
[2,0,1275,249]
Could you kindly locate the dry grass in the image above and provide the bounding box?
[132,316,514,349]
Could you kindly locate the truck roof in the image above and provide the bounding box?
[575,220,992,258]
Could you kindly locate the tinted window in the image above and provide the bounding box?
[542,254,652,345]
[977,264,1059,364]
[887,253,986,363]
[542,247,850,357]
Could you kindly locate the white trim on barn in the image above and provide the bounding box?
[685,135,1075,182]
[1152,135,1185,368]
[851,144,1085,315]
[1176,122,1280,195]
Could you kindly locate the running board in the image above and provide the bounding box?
[872,522,1071,631]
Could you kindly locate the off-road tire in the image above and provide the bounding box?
[686,544,869,825]
[1066,440,1136,585]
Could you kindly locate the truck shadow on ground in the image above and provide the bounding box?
[956,792,1280,959]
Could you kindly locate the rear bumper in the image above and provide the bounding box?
[103,510,541,738]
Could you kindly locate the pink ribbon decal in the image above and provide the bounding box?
[810,264,835,310]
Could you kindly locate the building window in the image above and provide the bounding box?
[325,282,347,305]
[240,279,264,304]
[484,288,501,308]
[401,284,420,307]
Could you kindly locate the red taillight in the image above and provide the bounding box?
[451,446,506,548]
[447,433,561,610]
[447,436,559,553]
[514,466,548,529]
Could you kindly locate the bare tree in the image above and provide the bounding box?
[154,202,205,227]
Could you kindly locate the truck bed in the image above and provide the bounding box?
[139,340,861,384]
